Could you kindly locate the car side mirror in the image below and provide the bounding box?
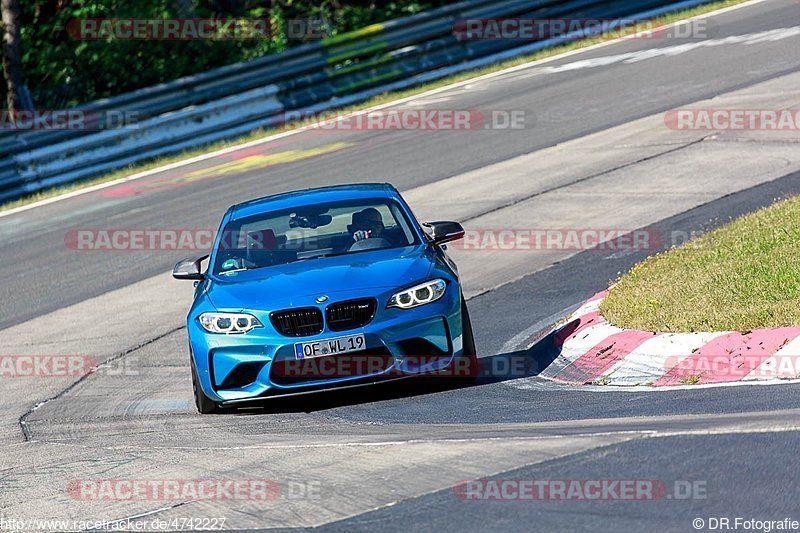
[173,254,209,280]
[425,221,465,246]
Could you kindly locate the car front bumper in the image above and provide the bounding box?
[188,286,468,403]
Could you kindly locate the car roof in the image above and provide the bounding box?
[230,183,400,220]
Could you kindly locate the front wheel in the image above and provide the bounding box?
[191,355,219,414]
[456,296,479,384]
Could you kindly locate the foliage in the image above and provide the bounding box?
[5,0,442,108]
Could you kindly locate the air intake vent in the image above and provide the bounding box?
[270,307,324,337]
[326,298,377,331]
[218,361,264,390]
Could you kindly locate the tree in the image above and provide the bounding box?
[1,0,23,118]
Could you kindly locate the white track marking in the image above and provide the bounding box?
[603,331,729,385]
[545,26,800,73]
[569,298,604,320]
[745,335,800,380]
[538,322,622,379]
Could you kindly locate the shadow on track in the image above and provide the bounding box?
[221,330,560,415]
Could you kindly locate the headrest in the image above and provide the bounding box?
[246,229,277,251]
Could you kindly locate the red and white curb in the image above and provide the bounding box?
[537,290,800,387]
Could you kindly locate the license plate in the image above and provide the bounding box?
[294,333,366,359]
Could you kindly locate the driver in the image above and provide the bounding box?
[350,208,385,242]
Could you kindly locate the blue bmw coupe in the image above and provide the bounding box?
[173,183,477,413]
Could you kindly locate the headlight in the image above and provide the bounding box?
[388,279,447,309]
[198,313,262,334]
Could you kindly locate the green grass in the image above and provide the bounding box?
[601,196,800,333]
[0,0,749,214]
[679,374,703,385]
[592,375,611,386]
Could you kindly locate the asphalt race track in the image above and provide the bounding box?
[2,1,800,531]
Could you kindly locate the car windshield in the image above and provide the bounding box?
[213,199,419,275]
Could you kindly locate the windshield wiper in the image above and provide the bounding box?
[292,251,353,262]
[219,264,271,275]
[219,267,248,275]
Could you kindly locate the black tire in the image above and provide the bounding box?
[191,356,219,414]
[456,296,479,384]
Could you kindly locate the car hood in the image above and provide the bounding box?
[205,245,433,310]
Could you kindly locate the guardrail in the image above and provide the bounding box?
[0,0,713,203]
